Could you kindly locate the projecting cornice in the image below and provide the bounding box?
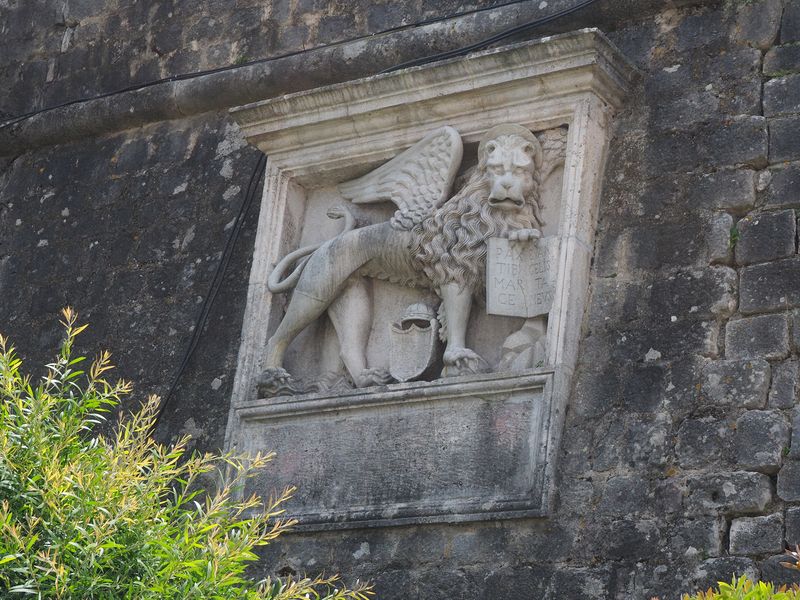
[231,29,636,182]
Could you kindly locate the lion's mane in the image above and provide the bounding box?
[410,155,542,293]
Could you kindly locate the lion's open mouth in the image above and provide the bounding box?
[489,197,525,209]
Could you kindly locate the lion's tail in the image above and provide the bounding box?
[267,205,356,294]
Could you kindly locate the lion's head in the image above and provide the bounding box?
[411,124,543,292]
[480,123,543,213]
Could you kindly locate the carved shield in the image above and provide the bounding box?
[389,318,440,383]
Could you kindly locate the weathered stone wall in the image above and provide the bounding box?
[1,0,799,598]
[0,0,510,118]
[0,113,263,451]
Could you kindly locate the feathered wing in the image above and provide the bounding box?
[338,126,463,230]
[536,127,568,180]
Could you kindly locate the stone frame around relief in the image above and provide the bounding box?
[225,29,635,530]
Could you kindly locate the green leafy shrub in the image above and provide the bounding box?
[681,575,800,600]
[0,308,373,599]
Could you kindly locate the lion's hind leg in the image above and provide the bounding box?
[327,277,393,387]
[264,289,330,369]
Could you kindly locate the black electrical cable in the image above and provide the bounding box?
[150,152,266,434]
[1,0,598,130]
[147,0,598,432]
[380,0,599,74]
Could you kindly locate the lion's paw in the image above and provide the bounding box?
[257,367,307,397]
[442,347,490,377]
[355,367,394,387]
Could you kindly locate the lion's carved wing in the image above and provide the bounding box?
[338,126,463,230]
[537,127,568,180]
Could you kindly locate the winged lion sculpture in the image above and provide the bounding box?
[259,123,559,395]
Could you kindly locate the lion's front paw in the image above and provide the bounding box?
[507,228,542,243]
[355,367,394,387]
[442,347,490,377]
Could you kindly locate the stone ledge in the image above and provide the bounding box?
[238,368,554,417]
[235,370,555,530]
[231,29,636,166]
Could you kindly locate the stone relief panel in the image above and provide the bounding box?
[258,124,567,396]
[226,30,635,528]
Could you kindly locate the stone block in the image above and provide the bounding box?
[729,514,784,555]
[731,0,782,49]
[765,165,800,208]
[625,221,712,272]
[645,48,761,127]
[661,357,707,419]
[586,278,643,331]
[592,227,624,278]
[769,116,800,163]
[790,408,800,459]
[366,3,412,31]
[669,517,724,557]
[414,569,471,598]
[64,0,107,21]
[782,0,800,43]
[571,366,620,419]
[759,167,775,193]
[654,478,686,515]
[648,116,767,173]
[590,413,672,472]
[726,314,790,360]
[734,410,790,472]
[760,555,800,588]
[674,9,727,54]
[317,14,357,44]
[649,267,737,321]
[692,558,758,593]
[764,74,800,116]
[735,210,797,265]
[479,565,552,600]
[619,363,666,413]
[676,416,730,469]
[696,169,757,213]
[787,507,800,545]
[618,216,742,274]
[685,471,772,515]
[740,258,800,313]
[597,476,649,516]
[546,567,612,600]
[764,45,800,77]
[701,358,771,409]
[707,213,734,264]
[794,310,800,351]
[778,460,800,501]
[601,519,660,561]
[607,319,719,364]
[556,476,595,516]
[634,169,756,215]
[770,361,799,409]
